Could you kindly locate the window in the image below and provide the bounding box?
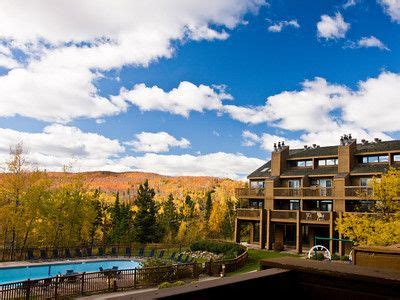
[394,154,400,162]
[289,200,300,210]
[288,180,300,188]
[318,158,338,166]
[361,155,388,163]
[296,160,312,167]
[250,180,264,189]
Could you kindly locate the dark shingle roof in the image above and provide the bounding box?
[356,140,400,154]
[288,146,338,159]
[350,164,389,174]
[280,167,338,177]
[248,161,271,178]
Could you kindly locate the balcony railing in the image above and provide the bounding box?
[236,208,262,220]
[235,188,265,198]
[270,210,297,221]
[274,187,333,198]
[345,186,373,197]
[300,211,331,222]
[270,210,331,223]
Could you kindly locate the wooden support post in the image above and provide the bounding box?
[266,209,271,250]
[296,211,302,254]
[329,211,334,255]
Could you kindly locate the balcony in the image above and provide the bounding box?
[345,186,373,198]
[270,210,331,224]
[236,208,263,220]
[235,188,265,199]
[274,187,333,198]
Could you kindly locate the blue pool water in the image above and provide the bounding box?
[0,260,141,284]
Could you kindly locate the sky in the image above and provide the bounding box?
[0,0,399,179]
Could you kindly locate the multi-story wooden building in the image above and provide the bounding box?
[234,136,400,255]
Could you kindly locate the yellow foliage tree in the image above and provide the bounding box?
[336,168,400,246]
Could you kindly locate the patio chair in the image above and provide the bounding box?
[183,255,190,263]
[169,252,176,260]
[149,249,155,258]
[99,267,104,272]
[52,249,59,258]
[40,249,47,260]
[65,248,71,259]
[86,247,92,257]
[158,250,165,259]
[125,247,131,257]
[98,247,105,256]
[27,249,35,260]
[112,266,119,270]
[75,248,82,258]
[176,253,183,262]
[317,211,325,221]
[137,248,144,257]
[111,247,117,256]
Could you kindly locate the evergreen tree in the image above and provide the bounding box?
[110,192,132,243]
[132,180,161,243]
[159,194,180,240]
[204,191,213,221]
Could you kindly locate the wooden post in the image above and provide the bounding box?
[54,275,59,299]
[266,209,271,250]
[134,268,137,289]
[81,272,85,295]
[329,211,334,255]
[338,212,343,257]
[25,279,31,300]
[296,211,302,254]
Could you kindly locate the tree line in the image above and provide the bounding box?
[0,145,237,259]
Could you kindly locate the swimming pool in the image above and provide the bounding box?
[0,260,141,284]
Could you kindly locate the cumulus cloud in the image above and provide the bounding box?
[116,81,232,117]
[0,125,262,179]
[357,36,389,50]
[268,20,300,32]
[379,0,400,22]
[0,0,264,122]
[126,131,190,153]
[119,152,264,179]
[317,13,350,39]
[228,71,400,150]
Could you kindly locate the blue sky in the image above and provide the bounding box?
[0,0,399,178]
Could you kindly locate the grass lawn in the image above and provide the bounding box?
[228,249,300,276]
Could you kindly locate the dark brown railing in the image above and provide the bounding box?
[345,186,373,197]
[274,187,333,197]
[236,208,262,220]
[270,210,297,220]
[300,211,331,222]
[235,188,265,198]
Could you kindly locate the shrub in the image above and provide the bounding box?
[272,241,284,252]
[331,253,340,260]
[340,255,350,261]
[158,281,186,289]
[311,252,325,261]
[190,240,244,258]
[140,258,172,268]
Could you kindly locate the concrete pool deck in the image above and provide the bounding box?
[0,256,146,269]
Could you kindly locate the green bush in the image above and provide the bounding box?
[190,240,244,258]
[272,241,284,252]
[140,258,172,268]
[331,253,340,260]
[340,255,350,261]
[158,281,186,289]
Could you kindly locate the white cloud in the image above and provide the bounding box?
[379,0,400,22]
[0,0,264,122]
[116,81,233,117]
[0,124,125,171]
[343,0,357,9]
[317,13,350,39]
[268,20,300,32]
[126,131,190,153]
[357,36,389,50]
[119,152,264,179]
[242,131,304,151]
[0,125,262,179]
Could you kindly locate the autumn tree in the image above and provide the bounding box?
[336,168,400,246]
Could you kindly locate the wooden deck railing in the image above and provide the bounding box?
[274,187,333,197]
[270,210,331,223]
[235,188,265,198]
[345,186,373,197]
[270,210,297,220]
[236,208,262,220]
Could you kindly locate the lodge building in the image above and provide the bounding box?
[234,136,400,255]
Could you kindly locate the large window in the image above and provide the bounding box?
[295,160,312,167]
[394,154,400,162]
[250,180,265,189]
[361,155,388,163]
[318,158,338,166]
[288,179,300,188]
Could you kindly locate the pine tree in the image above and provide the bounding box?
[204,191,213,221]
[160,194,180,240]
[132,180,161,243]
